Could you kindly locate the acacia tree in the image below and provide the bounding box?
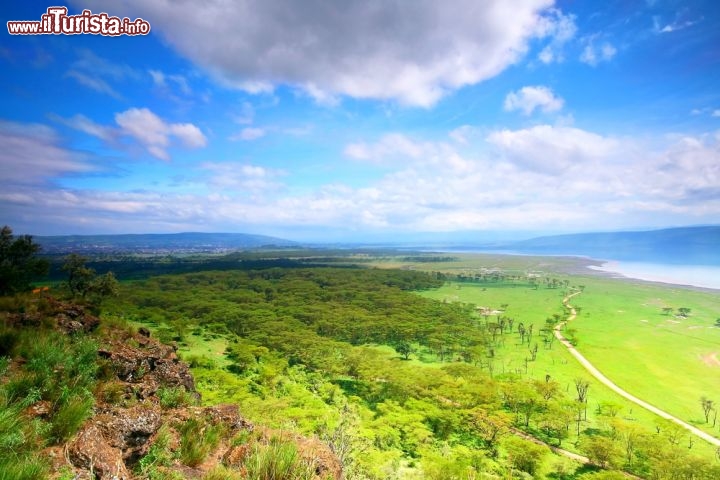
[0,225,49,295]
[394,341,413,360]
[678,307,692,318]
[62,254,118,303]
[701,397,714,423]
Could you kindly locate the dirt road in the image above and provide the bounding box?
[555,291,720,448]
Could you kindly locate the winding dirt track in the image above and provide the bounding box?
[510,427,642,479]
[555,292,720,448]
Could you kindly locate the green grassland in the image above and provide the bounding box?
[568,276,720,430]
[417,281,716,456]
[372,253,720,447]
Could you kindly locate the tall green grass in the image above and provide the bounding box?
[243,436,318,480]
[178,417,224,467]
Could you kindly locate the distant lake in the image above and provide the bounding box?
[588,261,720,290]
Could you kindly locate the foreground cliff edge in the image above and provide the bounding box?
[0,294,342,480]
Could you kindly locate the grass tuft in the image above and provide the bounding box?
[178,417,224,467]
[243,436,317,480]
[158,386,197,409]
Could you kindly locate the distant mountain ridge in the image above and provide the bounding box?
[36,232,297,254]
[506,226,720,265]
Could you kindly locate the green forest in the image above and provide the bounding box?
[103,266,720,479]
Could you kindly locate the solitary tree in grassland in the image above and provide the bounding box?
[678,307,692,318]
[662,307,674,316]
[575,378,590,403]
[394,341,413,360]
[701,397,714,423]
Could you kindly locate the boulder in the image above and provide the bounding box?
[68,424,129,480]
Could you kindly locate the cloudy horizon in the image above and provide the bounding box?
[1,1,719,241]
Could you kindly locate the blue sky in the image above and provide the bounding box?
[1,0,719,241]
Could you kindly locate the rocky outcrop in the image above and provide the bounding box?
[51,324,342,480]
[5,297,100,333]
[68,424,130,480]
[97,328,196,400]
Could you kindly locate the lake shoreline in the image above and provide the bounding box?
[585,260,720,292]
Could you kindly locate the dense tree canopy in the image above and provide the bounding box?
[103,266,720,479]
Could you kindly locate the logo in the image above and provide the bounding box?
[7,7,151,36]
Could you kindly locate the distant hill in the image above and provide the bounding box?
[506,226,720,265]
[36,232,298,254]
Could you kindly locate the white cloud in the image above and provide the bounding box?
[230,127,266,142]
[345,134,423,161]
[149,69,165,86]
[65,49,140,98]
[201,162,285,192]
[81,0,568,107]
[713,110,720,117]
[580,42,617,66]
[448,125,480,145]
[113,108,207,160]
[504,86,564,115]
[535,9,577,64]
[169,123,207,148]
[233,102,255,125]
[65,70,123,99]
[53,114,114,142]
[653,16,701,34]
[149,69,192,94]
[487,125,621,173]
[5,115,720,236]
[0,121,95,186]
[538,46,555,64]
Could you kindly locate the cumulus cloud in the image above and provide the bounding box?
[57,108,207,160]
[487,124,619,173]
[78,0,568,106]
[123,109,205,158]
[580,42,617,66]
[4,117,719,236]
[504,86,564,115]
